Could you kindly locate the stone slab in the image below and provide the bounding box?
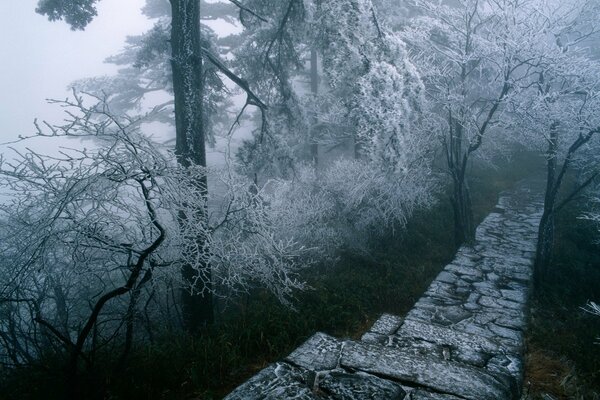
[286,332,343,371]
[319,371,406,399]
[340,341,514,400]
[224,362,326,400]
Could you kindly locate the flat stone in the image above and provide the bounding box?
[425,281,470,301]
[446,263,483,278]
[488,323,524,346]
[361,331,388,345]
[478,295,522,311]
[487,354,523,380]
[501,289,527,304]
[340,341,514,400]
[370,314,404,335]
[398,318,504,354]
[224,362,325,400]
[463,301,481,311]
[473,281,502,298]
[390,336,489,367]
[319,371,405,399]
[408,304,474,328]
[495,314,525,330]
[225,183,543,400]
[389,336,444,359]
[417,296,464,307]
[434,306,473,326]
[436,271,459,284]
[286,333,342,371]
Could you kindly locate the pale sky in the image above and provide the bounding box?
[0,0,247,170]
[0,0,153,143]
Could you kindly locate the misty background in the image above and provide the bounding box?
[0,0,151,142]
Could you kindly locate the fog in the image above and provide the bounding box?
[0,0,151,143]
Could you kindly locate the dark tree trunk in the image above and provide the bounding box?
[446,113,475,246]
[532,120,598,290]
[451,172,475,246]
[310,48,319,167]
[170,0,214,330]
[534,125,558,290]
[534,208,555,289]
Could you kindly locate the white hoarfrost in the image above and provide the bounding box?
[0,94,310,365]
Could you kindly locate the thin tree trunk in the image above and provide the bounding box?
[310,48,319,167]
[534,209,554,289]
[534,126,558,290]
[170,0,214,330]
[451,172,475,246]
[446,113,475,246]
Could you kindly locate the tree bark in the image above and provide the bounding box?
[534,124,558,290]
[451,172,475,246]
[446,114,475,246]
[170,0,214,330]
[534,209,554,289]
[310,48,319,167]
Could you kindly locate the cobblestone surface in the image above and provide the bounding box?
[225,182,543,399]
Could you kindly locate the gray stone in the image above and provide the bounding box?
[398,318,504,354]
[319,371,405,399]
[446,263,483,278]
[436,271,459,284]
[370,314,404,335]
[473,282,502,298]
[224,362,326,400]
[408,304,474,328]
[361,331,388,345]
[495,314,525,330]
[416,296,464,307]
[478,295,522,311]
[389,336,489,367]
[286,332,343,371]
[488,323,524,346]
[501,289,527,304]
[487,354,523,380]
[340,341,513,400]
[425,281,470,301]
[433,306,473,326]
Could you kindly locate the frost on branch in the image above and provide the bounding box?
[263,159,436,260]
[0,94,310,367]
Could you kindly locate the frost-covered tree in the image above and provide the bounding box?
[35,0,268,330]
[35,0,214,330]
[236,0,432,182]
[233,0,436,257]
[506,0,600,288]
[72,0,239,144]
[400,0,542,245]
[264,158,435,260]
[233,0,310,180]
[317,0,427,170]
[0,95,308,394]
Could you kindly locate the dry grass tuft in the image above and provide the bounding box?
[523,347,599,400]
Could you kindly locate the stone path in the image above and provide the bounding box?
[225,181,543,400]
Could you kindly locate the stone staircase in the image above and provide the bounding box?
[225,182,543,399]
